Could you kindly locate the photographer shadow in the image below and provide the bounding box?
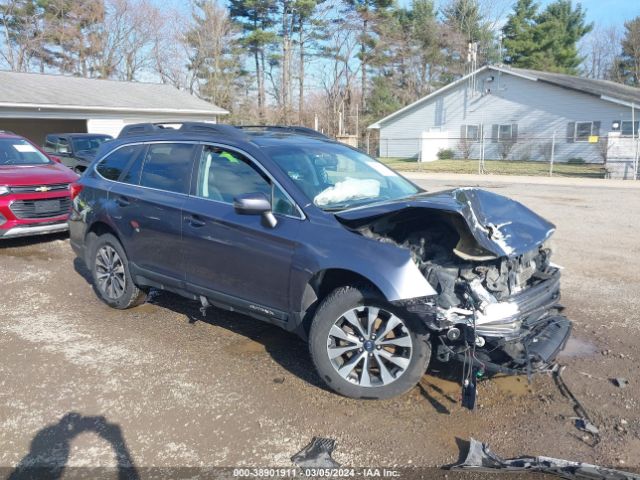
[9,412,138,480]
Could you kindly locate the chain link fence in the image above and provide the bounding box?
[366,133,640,180]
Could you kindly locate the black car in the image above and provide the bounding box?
[69,122,571,400]
[44,133,113,173]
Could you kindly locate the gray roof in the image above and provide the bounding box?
[0,70,228,115]
[510,67,640,105]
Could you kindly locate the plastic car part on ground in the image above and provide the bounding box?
[451,438,640,480]
[291,437,340,468]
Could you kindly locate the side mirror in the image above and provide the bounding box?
[50,155,62,164]
[233,192,277,228]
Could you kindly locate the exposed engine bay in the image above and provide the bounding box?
[347,206,572,378]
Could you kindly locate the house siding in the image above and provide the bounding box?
[378,69,634,163]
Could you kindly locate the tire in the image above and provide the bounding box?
[89,233,146,309]
[309,285,431,399]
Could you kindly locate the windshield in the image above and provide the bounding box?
[266,143,420,210]
[72,136,111,155]
[0,138,51,166]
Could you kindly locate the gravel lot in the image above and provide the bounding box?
[1,174,639,474]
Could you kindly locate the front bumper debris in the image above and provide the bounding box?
[404,269,572,375]
[452,438,640,480]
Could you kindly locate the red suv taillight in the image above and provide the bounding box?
[69,182,83,200]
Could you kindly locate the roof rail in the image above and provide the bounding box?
[117,122,246,140]
[236,125,330,139]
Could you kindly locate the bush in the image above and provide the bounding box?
[567,157,585,164]
[437,148,455,160]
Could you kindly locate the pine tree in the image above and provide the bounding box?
[229,0,278,121]
[533,0,592,73]
[502,0,539,67]
[411,0,441,93]
[344,0,393,109]
[502,0,591,73]
[614,17,640,86]
[186,0,244,113]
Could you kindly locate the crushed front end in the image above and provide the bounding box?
[338,188,573,377]
[409,245,571,376]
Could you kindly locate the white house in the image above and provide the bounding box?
[368,66,640,178]
[0,71,228,143]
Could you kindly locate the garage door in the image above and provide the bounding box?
[0,118,87,145]
[86,119,125,138]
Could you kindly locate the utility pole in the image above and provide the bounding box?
[549,131,556,177]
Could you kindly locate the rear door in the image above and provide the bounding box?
[107,142,197,285]
[181,144,302,316]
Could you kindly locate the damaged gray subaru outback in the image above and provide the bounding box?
[70,123,571,400]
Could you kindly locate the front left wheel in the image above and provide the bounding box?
[309,285,431,399]
[90,233,147,309]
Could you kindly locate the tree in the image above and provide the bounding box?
[411,0,441,94]
[533,0,592,73]
[614,17,640,86]
[440,0,498,79]
[292,0,327,123]
[0,0,46,71]
[344,0,393,110]
[229,0,278,121]
[502,0,592,73]
[186,0,244,114]
[581,25,620,80]
[39,0,106,77]
[502,0,539,67]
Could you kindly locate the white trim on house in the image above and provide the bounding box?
[0,102,227,116]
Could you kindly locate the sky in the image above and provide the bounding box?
[394,0,639,27]
[160,0,639,32]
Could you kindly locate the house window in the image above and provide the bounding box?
[463,125,480,140]
[574,121,593,142]
[621,121,640,136]
[498,124,514,141]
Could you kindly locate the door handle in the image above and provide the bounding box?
[115,196,130,207]
[186,214,206,228]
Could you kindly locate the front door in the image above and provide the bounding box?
[181,145,302,316]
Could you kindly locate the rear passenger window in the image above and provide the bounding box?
[119,146,147,185]
[97,145,144,181]
[140,143,195,194]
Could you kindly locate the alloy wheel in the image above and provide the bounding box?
[95,245,126,299]
[326,306,413,387]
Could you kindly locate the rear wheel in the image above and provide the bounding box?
[90,233,146,309]
[309,285,431,399]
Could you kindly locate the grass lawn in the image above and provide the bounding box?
[378,157,607,178]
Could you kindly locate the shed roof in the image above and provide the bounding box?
[0,70,228,116]
[369,65,640,129]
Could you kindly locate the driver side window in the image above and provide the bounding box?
[196,146,298,217]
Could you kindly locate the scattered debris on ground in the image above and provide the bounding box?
[451,438,640,480]
[612,378,629,389]
[291,437,340,468]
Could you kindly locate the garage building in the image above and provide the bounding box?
[0,71,228,144]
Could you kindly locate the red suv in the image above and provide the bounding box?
[0,131,78,239]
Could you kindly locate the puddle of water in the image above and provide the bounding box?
[491,375,531,396]
[558,336,598,358]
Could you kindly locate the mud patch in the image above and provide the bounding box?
[491,375,532,396]
[226,338,266,355]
